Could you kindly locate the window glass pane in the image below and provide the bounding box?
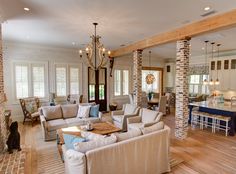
[189,85,194,93]
[114,70,121,96]
[15,65,28,98]
[33,66,45,98]
[70,68,79,94]
[190,75,200,84]
[123,70,129,95]
[89,85,95,100]
[193,85,199,93]
[99,85,105,100]
[56,67,66,96]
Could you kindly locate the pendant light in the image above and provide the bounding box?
[145,51,155,85]
[209,42,215,86]
[215,44,221,85]
[203,40,209,85]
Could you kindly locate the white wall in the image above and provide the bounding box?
[3,42,166,120]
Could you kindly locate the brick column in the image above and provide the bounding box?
[0,24,6,152]
[175,39,190,139]
[133,49,142,107]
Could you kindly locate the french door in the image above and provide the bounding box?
[88,67,107,111]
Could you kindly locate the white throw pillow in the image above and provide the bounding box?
[77,105,91,118]
[124,104,137,115]
[140,121,164,134]
[113,129,142,142]
[74,134,117,153]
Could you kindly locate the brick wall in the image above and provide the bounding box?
[133,50,142,107]
[175,39,190,139]
[0,25,6,152]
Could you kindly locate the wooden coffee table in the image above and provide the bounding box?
[56,121,121,160]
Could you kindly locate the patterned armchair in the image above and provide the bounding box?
[19,97,41,126]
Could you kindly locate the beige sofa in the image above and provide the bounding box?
[63,125,171,174]
[39,103,102,141]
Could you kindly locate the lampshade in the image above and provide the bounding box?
[209,79,214,85]
[215,78,220,85]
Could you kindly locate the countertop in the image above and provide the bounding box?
[189,101,236,112]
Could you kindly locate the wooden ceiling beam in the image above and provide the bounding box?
[110,9,236,57]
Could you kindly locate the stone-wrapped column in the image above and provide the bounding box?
[133,49,142,107]
[175,39,190,139]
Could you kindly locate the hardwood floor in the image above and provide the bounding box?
[19,113,236,174]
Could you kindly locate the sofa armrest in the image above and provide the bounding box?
[111,110,124,116]
[143,121,159,127]
[127,116,142,124]
[98,112,103,119]
[65,149,86,174]
[40,115,47,129]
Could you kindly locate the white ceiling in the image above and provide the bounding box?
[1,0,236,58]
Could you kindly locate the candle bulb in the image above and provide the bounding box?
[86,47,89,53]
[79,50,82,54]
[108,51,111,56]
[102,48,106,52]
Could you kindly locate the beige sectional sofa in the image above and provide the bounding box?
[39,103,102,141]
[63,125,171,174]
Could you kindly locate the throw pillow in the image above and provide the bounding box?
[90,104,100,117]
[61,104,78,119]
[112,129,142,142]
[81,131,105,141]
[63,133,86,150]
[74,134,117,153]
[124,104,137,115]
[77,105,91,118]
[140,121,164,135]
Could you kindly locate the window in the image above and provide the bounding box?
[32,65,45,97]
[142,70,160,93]
[114,69,129,96]
[15,64,29,98]
[189,74,209,94]
[70,67,79,95]
[14,62,47,100]
[56,66,67,97]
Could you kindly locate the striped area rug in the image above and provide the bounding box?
[37,144,64,174]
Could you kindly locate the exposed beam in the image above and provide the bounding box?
[111,9,236,57]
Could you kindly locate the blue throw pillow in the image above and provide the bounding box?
[63,133,86,150]
[90,104,100,117]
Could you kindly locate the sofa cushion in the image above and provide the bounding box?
[83,117,100,123]
[63,133,86,150]
[113,129,142,142]
[90,104,100,117]
[47,119,67,131]
[42,105,63,121]
[77,105,91,118]
[112,115,123,122]
[141,108,158,124]
[74,134,117,153]
[140,121,164,135]
[81,131,105,141]
[128,123,143,131]
[65,117,84,127]
[61,104,78,119]
[124,104,137,115]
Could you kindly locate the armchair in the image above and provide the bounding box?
[127,108,163,131]
[112,104,140,131]
[19,97,41,126]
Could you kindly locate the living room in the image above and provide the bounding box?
[1,0,236,174]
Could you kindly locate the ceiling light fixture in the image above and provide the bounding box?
[209,42,215,86]
[215,44,221,85]
[24,7,30,11]
[204,6,211,11]
[145,51,155,85]
[79,23,111,70]
[203,40,209,85]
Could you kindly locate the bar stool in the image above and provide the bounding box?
[201,112,216,133]
[191,110,202,128]
[215,115,231,136]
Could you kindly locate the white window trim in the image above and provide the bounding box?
[12,60,49,103]
[112,65,131,99]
